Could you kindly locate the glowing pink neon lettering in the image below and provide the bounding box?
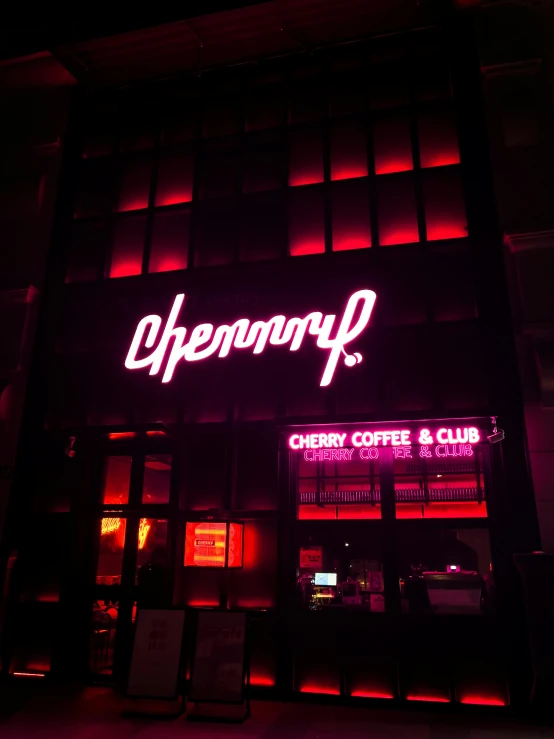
[125,290,377,387]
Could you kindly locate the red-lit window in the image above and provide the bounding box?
[288,185,325,257]
[109,215,146,278]
[136,518,168,575]
[119,124,155,153]
[184,521,243,568]
[331,179,371,252]
[102,456,132,505]
[240,191,285,262]
[289,79,324,124]
[370,58,408,110]
[97,517,127,585]
[373,111,413,175]
[245,90,284,132]
[198,142,239,200]
[423,168,467,241]
[377,172,419,246]
[419,105,460,168]
[149,209,189,273]
[142,454,171,504]
[243,132,283,194]
[155,151,194,207]
[414,50,452,102]
[65,219,107,283]
[116,155,152,213]
[161,112,198,146]
[74,158,113,218]
[328,73,365,118]
[194,200,236,267]
[203,99,241,138]
[83,132,115,159]
[330,118,368,181]
[288,126,324,187]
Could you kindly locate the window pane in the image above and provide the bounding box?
[149,210,189,273]
[398,528,493,615]
[296,525,384,611]
[103,456,132,505]
[155,151,194,206]
[203,99,241,138]
[119,124,155,153]
[242,132,283,194]
[297,447,381,521]
[142,454,171,504]
[289,81,324,124]
[419,105,460,169]
[245,90,284,132]
[331,179,371,252]
[65,219,107,283]
[161,111,199,146]
[370,58,408,110]
[91,600,118,675]
[373,110,412,175]
[109,215,145,278]
[194,200,236,267]
[74,158,113,218]
[83,132,115,159]
[288,186,325,257]
[198,141,239,200]
[96,517,126,585]
[330,119,368,181]
[288,127,324,187]
[116,155,152,213]
[423,167,467,241]
[240,191,285,262]
[136,518,168,575]
[377,172,419,246]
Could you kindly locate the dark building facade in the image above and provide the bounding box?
[0,1,544,709]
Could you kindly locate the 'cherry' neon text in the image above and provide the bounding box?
[125,290,377,387]
[289,426,481,449]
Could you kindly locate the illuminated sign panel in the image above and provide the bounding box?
[184,521,243,568]
[125,290,377,387]
[288,426,481,450]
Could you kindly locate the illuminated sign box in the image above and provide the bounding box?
[184,521,243,568]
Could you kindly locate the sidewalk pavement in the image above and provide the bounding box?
[0,681,553,739]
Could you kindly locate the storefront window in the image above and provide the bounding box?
[297,447,381,521]
[136,518,168,576]
[397,528,493,616]
[96,517,126,585]
[102,456,132,505]
[142,454,171,504]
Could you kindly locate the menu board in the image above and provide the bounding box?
[189,611,247,704]
[127,609,185,699]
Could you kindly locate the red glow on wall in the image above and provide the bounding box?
[423,169,467,241]
[337,505,381,520]
[298,505,336,520]
[330,119,368,181]
[426,222,467,241]
[250,674,276,687]
[351,690,394,699]
[459,695,507,706]
[110,216,145,278]
[331,178,371,252]
[146,430,166,437]
[300,684,340,695]
[289,187,325,256]
[155,152,194,207]
[419,107,460,169]
[12,672,45,678]
[289,240,325,257]
[378,173,419,246]
[406,694,450,703]
[373,113,413,175]
[108,432,136,440]
[423,502,487,519]
[149,209,190,274]
[187,599,219,607]
[288,127,324,187]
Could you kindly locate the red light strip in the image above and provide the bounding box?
[250,675,275,687]
[406,694,451,703]
[12,672,45,678]
[459,696,507,706]
[351,690,394,699]
[300,685,340,695]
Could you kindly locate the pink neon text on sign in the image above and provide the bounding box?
[288,426,481,449]
[125,290,377,387]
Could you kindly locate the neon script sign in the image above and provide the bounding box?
[288,426,481,449]
[125,290,377,387]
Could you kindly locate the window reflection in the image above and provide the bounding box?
[398,528,494,615]
[136,518,168,575]
[142,454,171,504]
[91,600,118,675]
[96,517,126,585]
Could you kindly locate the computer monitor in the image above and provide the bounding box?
[314,572,337,587]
